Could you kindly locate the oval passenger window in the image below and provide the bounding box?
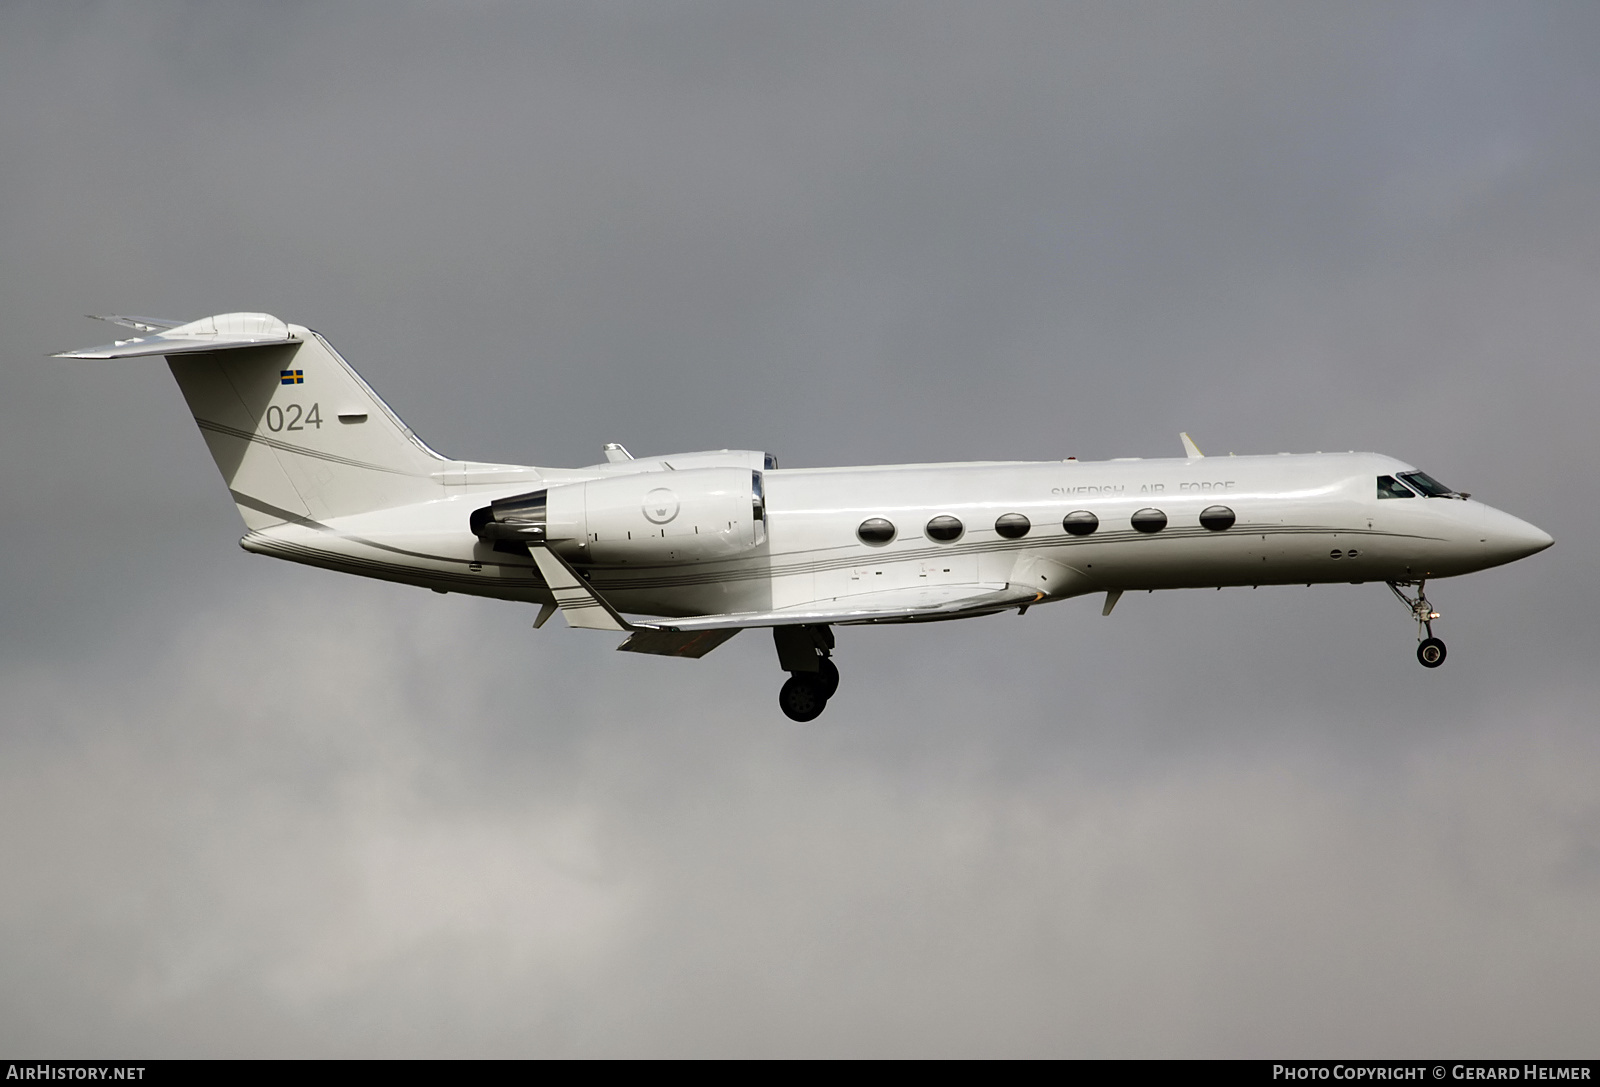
[857,518,896,545]
[925,515,964,542]
[1130,508,1167,533]
[994,513,1031,539]
[1062,510,1098,536]
[1199,505,1235,531]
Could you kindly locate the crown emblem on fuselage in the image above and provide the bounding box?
[642,487,680,525]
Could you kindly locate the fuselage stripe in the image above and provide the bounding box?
[244,523,1435,600]
[198,418,420,477]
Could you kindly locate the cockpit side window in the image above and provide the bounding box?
[1377,475,1416,499]
[1397,471,1456,498]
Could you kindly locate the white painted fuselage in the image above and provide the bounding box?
[241,449,1549,620]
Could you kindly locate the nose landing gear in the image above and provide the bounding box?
[774,625,838,720]
[1388,580,1447,668]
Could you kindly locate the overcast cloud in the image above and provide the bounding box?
[2,0,1597,1057]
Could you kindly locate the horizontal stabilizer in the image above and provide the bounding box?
[617,628,741,658]
[88,315,185,333]
[54,312,298,359]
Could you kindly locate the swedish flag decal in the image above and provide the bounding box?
[280,370,304,385]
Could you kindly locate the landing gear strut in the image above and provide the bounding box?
[1388,580,1447,669]
[774,625,838,720]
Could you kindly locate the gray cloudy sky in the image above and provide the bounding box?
[3,0,1598,1057]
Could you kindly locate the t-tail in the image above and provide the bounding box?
[55,313,449,529]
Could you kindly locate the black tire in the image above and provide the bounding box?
[779,674,828,721]
[1417,637,1447,669]
[817,658,841,699]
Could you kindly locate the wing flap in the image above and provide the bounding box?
[616,628,741,658]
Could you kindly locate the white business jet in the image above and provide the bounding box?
[58,313,1553,720]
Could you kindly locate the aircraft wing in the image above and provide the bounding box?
[638,583,1041,632]
[525,543,1040,657]
[526,539,1039,651]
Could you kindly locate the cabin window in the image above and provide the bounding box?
[1377,475,1416,499]
[857,518,896,545]
[926,515,964,542]
[994,513,1031,539]
[1199,505,1236,531]
[1062,510,1098,536]
[1130,508,1167,533]
[1397,471,1456,498]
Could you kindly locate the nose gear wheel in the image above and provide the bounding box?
[1417,637,1447,668]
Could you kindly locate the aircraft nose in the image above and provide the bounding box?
[1477,504,1553,566]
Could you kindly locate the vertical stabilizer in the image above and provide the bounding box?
[59,314,448,528]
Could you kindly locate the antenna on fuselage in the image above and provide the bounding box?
[1180,432,1204,458]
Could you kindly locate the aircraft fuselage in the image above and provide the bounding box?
[241,451,1549,619]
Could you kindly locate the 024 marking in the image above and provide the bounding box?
[265,403,322,432]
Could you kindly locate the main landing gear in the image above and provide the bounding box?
[774,625,839,721]
[1388,579,1447,669]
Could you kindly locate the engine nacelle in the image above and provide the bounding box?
[476,467,767,565]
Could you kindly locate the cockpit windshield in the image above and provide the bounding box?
[1397,471,1459,498]
[1377,475,1415,499]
